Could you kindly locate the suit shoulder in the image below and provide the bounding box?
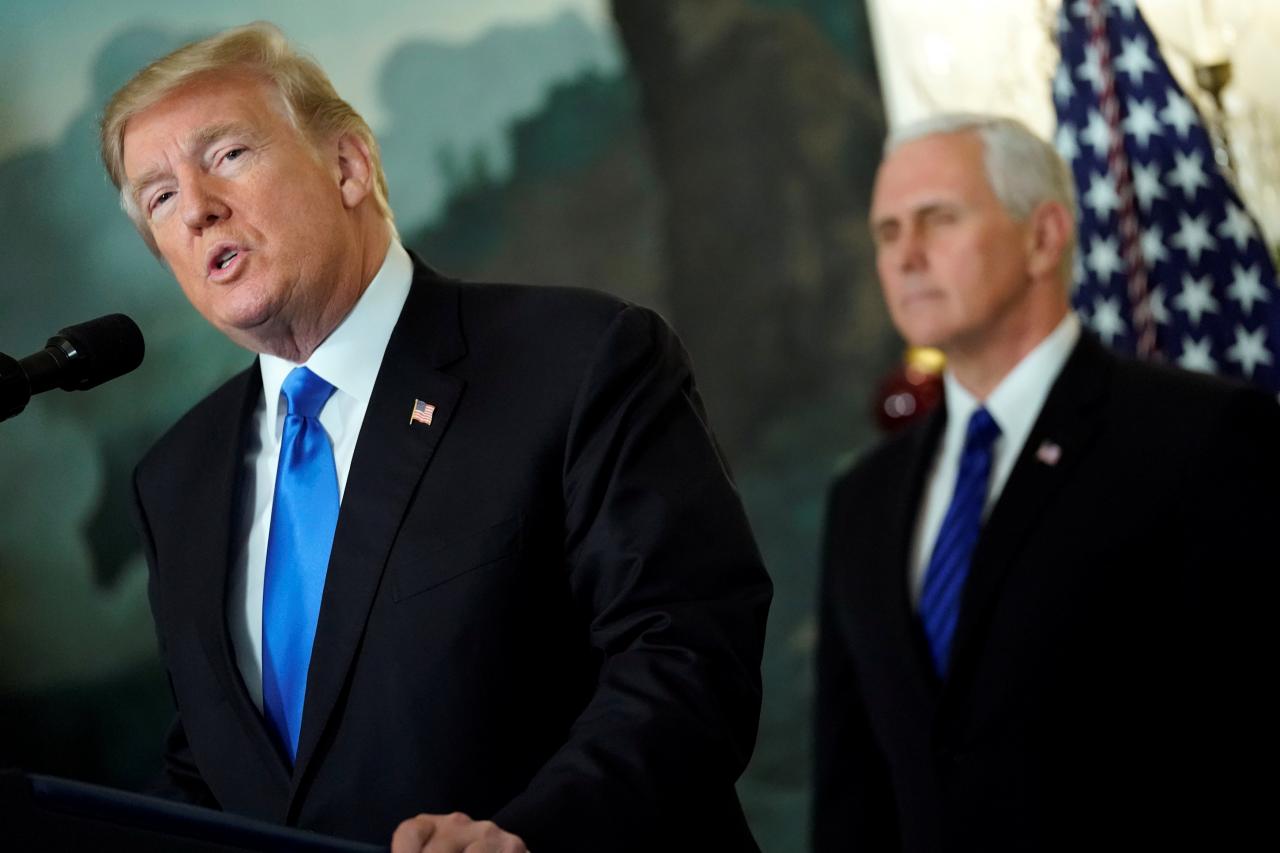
[137,365,256,481]
[828,416,932,506]
[1108,353,1279,427]
[447,279,680,371]
[455,280,643,335]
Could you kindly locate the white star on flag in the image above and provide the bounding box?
[1140,225,1169,268]
[1053,64,1075,104]
[1114,36,1156,84]
[1178,335,1218,373]
[1168,150,1209,199]
[1087,235,1125,281]
[1174,274,1220,325]
[1226,325,1274,376]
[1091,296,1127,344]
[1122,98,1161,148]
[1084,171,1122,220]
[1171,212,1216,265]
[1078,43,1106,94]
[1227,264,1270,315]
[1148,287,1171,325]
[1131,161,1166,211]
[1217,201,1256,252]
[1056,123,1080,163]
[1160,90,1197,138]
[1082,110,1112,158]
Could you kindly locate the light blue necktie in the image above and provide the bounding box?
[919,407,1002,677]
[262,366,339,763]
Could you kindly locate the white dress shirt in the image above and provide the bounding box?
[227,240,414,711]
[908,313,1082,604]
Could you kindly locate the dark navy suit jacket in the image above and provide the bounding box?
[133,256,772,851]
[814,332,1279,852]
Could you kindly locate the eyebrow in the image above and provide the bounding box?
[872,201,962,235]
[128,121,264,206]
[870,216,897,240]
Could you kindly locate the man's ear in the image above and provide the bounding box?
[335,132,375,210]
[1025,199,1073,278]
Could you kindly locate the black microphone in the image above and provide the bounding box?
[0,314,145,422]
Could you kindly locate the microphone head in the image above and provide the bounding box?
[51,313,146,391]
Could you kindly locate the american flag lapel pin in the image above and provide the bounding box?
[1035,440,1062,466]
[409,399,435,426]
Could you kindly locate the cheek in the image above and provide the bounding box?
[156,242,196,286]
[972,226,1027,276]
[875,254,894,294]
[173,276,215,321]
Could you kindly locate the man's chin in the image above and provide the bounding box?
[897,328,950,353]
[207,307,281,353]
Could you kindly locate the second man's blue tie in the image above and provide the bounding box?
[262,366,339,763]
[919,406,1001,677]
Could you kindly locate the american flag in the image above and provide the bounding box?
[1053,0,1280,393]
[410,399,435,426]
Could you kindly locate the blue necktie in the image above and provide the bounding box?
[262,366,339,762]
[919,407,1002,677]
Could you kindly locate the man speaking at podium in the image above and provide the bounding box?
[102,22,770,852]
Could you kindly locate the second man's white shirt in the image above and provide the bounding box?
[908,313,1082,604]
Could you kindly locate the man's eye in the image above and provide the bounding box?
[873,226,898,246]
[223,147,246,162]
[150,191,175,212]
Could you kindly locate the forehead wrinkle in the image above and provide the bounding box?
[189,119,267,152]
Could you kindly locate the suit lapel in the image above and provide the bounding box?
[290,260,467,795]
[188,366,294,803]
[944,334,1113,686]
[876,409,949,703]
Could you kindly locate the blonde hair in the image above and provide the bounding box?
[100,21,393,248]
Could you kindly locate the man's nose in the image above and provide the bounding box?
[180,179,230,230]
[897,226,927,272]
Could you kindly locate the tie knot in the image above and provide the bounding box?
[281,367,336,419]
[965,407,1001,450]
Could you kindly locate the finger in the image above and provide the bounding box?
[461,836,526,853]
[422,812,477,852]
[390,814,436,853]
[459,822,528,853]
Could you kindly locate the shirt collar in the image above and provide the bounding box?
[941,312,1082,447]
[259,239,414,439]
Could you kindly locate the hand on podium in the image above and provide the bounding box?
[391,812,528,852]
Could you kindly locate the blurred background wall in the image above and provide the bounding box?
[0,1,896,848]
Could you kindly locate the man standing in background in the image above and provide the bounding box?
[814,113,1278,851]
[106,22,770,852]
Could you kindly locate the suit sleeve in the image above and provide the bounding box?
[811,483,901,852]
[131,469,219,809]
[1172,387,1280,840]
[491,305,772,851]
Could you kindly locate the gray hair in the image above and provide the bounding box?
[885,113,1077,281]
